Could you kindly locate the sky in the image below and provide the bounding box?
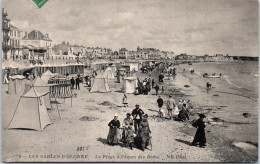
[3,0,259,56]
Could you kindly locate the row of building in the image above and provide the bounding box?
[2,8,233,62]
[174,53,233,62]
[117,47,175,60]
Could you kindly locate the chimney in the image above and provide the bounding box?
[25,32,28,39]
[62,41,65,44]
[67,42,69,45]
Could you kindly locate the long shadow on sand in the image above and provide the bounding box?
[97,137,109,145]
[97,137,138,150]
[175,139,191,146]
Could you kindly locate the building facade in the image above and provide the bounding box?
[20,30,52,60]
[86,47,112,58]
[9,24,23,60]
[136,47,162,59]
[2,8,11,60]
[118,48,128,59]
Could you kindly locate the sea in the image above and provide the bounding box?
[177,61,258,101]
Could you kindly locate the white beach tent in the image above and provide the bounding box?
[41,70,55,83]
[128,62,139,72]
[122,77,138,94]
[8,75,28,96]
[2,60,21,69]
[25,76,52,109]
[104,67,114,79]
[8,87,52,131]
[90,74,111,93]
[107,65,117,74]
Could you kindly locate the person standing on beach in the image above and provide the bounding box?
[166,95,176,119]
[76,76,80,90]
[161,86,165,95]
[137,114,151,151]
[122,94,128,107]
[107,113,121,146]
[122,113,134,150]
[157,96,164,117]
[152,79,155,88]
[191,114,206,148]
[131,104,144,133]
[70,77,75,89]
[154,83,159,95]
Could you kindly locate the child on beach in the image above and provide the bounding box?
[122,94,128,107]
[161,86,165,95]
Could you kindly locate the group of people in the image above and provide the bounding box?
[140,65,155,73]
[107,104,152,151]
[70,75,81,90]
[157,96,191,122]
[135,78,153,95]
[134,77,165,96]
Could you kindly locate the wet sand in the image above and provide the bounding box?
[172,64,258,162]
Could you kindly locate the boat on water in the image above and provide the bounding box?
[203,73,221,78]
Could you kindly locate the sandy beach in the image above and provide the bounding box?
[2,64,258,162]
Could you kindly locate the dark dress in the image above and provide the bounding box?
[136,119,151,149]
[154,85,159,95]
[192,118,206,146]
[107,120,121,144]
[70,78,75,89]
[157,98,164,108]
[178,108,189,121]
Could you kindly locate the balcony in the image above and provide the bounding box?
[2,24,10,30]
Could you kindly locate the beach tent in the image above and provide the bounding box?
[90,74,110,93]
[107,65,117,74]
[8,75,28,96]
[127,62,139,72]
[2,60,21,69]
[25,76,52,109]
[104,67,114,79]
[41,70,55,83]
[122,77,138,94]
[8,88,52,131]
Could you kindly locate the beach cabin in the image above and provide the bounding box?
[126,62,139,72]
[122,77,138,94]
[8,75,28,96]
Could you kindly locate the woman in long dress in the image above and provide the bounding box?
[191,114,206,147]
[122,113,134,150]
[107,114,121,146]
[137,114,151,151]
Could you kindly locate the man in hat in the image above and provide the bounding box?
[191,114,206,147]
[131,104,144,133]
[166,95,176,119]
